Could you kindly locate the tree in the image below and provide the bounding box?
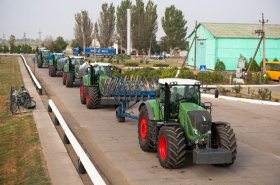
[161,5,187,51]
[54,36,68,52]
[9,35,16,53]
[116,0,132,49]
[131,0,158,54]
[96,3,115,48]
[73,10,94,49]
[43,35,55,51]
[215,59,226,71]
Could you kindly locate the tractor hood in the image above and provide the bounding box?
[180,102,212,136]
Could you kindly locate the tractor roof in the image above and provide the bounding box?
[158,78,200,85]
[89,62,112,67]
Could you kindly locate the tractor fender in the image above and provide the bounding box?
[139,102,154,120]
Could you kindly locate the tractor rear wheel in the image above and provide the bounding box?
[158,126,186,169]
[138,106,158,152]
[86,86,100,109]
[211,123,237,166]
[49,65,56,77]
[65,72,74,87]
[62,72,66,85]
[80,78,86,104]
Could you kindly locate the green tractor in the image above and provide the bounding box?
[48,53,65,77]
[61,56,85,87]
[36,48,50,68]
[79,62,112,107]
[138,78,237,168]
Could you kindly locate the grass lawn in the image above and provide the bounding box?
[0,56,50,185]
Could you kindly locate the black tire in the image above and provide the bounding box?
[49,65,56,77]
[62,72,66,85]
[80,79,86,104]
[211,123,237,166]
[37,59,43,68]
[157,126,186,169]
[65,72,74,87]
[138,106,158,152]
[116,106,125,122]
[86,86,100,109]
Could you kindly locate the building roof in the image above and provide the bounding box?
[189,23,280,39]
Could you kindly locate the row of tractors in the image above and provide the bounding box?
[35,48,237,169]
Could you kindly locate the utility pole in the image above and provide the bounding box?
[94,31,97,62]
[259,13,268,74]
[194,20,198,70]
[23,32,26,45]
[127,9,131,55]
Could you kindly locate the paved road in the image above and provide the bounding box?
[26,56,280,185]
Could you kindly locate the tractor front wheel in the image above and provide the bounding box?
[65,72,74,87]
[62,72,66,85]
[211,123,237,166]
[80,78,86,104]
[49,65,56,77]
[86,86,100,109]
[138,106,158,152]
[158,126,186,169]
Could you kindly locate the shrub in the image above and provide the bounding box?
[250,72,270,84]
[273,57,279,62]
[246,58,260,72]
[153,63,169,67]
[214,59,226,71]
[178,68,195,79]
[258,88,271,100]
[124,62,139,67]
[232,84,242,93]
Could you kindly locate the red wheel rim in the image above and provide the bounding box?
[140,116,148,141]
[159,135,167,160]
[80,83,84,99]
[86,89,89,105]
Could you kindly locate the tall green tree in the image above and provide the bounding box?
[162,5,187,51]
[116,0,132,49]
[54,36,68,52]
[74,10,93,48]
[96,3,115,47]
[9,35,16,53]
[131,0,157,54]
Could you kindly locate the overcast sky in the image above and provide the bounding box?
[0,0,279,41]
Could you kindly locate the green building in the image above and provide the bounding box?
[187,23,280,70]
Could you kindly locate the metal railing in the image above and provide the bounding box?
[48,99,106,185]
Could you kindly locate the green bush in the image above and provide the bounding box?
[273,57,279,61]
[153,63,169,67]
[232,84,242,93]
[198,71,226,84]
[246,58,260,72]
[258,88,271,100]
[178,68,195,79]
[124,62,139,67]
[214,59,226,71]
[250,72,270,84]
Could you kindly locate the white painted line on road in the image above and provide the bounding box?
[202,93,280,106]
[48,99,106,185]
[204,84,280,88]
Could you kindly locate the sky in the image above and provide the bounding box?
[0,0,279,41]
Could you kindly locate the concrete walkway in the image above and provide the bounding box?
[18,57,83,185]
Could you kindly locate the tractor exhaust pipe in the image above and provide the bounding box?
[164,83,170,122]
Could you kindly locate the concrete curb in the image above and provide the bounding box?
[202,93,280,106]
[18,55,83,185]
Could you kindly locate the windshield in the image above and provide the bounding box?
[42,51,50,58]
[71,57,84,65]
[94,66,112,77]
[170,85,200,104]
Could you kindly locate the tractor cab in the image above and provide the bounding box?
[157,78,202,119]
